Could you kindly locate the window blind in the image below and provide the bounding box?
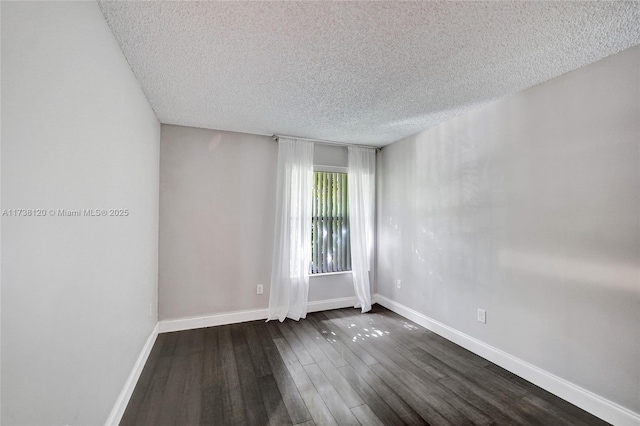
[311,171,351,273]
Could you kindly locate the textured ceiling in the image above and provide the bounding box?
[99,1,640,146]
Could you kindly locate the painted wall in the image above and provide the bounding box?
[1,2,160,424]
[158,125,277,320]
[314,143,348,167]
[377,45,640,414]
[159,126,355,320]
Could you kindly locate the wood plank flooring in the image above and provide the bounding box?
[121,305,609,425]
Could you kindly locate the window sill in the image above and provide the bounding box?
[310,271,352,277]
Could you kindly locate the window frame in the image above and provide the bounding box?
[313,164,347,174]
[310,165,352,276]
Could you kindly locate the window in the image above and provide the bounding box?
[311,171,351,274]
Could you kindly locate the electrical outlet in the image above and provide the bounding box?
[257,284,264,295]
[477,309,486,324]
[396,279,402,289]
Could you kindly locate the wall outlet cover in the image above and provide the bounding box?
[478,309,486,324]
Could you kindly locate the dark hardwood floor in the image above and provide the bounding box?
[121,305,609,425]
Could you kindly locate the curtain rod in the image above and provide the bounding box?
[272,134,379,150]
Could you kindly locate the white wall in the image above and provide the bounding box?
[314,143,348,168]
[158,125,277,319]
[377,45,640,415]
[1,2,160,424]
[159,126,355,320]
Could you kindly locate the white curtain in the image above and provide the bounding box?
[348,146,376,313]
[268,138,314,322]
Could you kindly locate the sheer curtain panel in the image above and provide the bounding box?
[268,138,314,321]
[348,146,376,313]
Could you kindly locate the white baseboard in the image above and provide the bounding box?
[158,296,357,333]
[373,294,640,426]
[158,307,268,333]
[105,323,159,426]
[308,296,357,313]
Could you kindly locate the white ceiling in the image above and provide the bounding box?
[99,1,640,147]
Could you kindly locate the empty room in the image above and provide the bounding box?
[2,1,639,425]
